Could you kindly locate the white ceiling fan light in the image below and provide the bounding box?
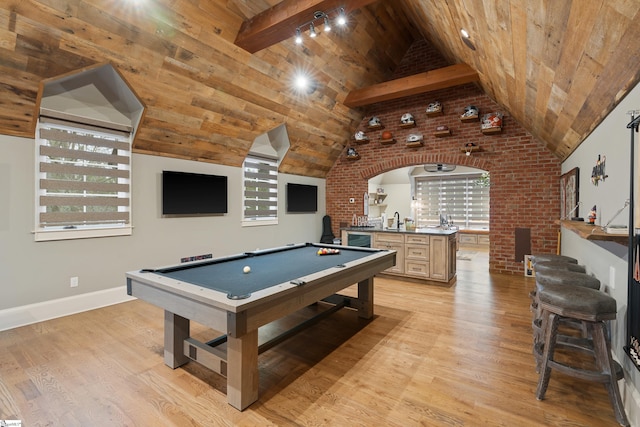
[424,164,457,173]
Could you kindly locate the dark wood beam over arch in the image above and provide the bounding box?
[343,63,479,108]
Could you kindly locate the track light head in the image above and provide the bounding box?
[337,8,347,26]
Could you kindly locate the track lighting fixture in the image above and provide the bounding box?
[294,8,347,45]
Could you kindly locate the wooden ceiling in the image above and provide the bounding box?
[1,1,639,177]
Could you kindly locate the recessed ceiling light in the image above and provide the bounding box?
[460,28,476,50]
[292,72,317,95]
[295,74,308,90]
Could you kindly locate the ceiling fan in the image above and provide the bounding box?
[424,163,456,173]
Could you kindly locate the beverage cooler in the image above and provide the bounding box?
[345,231,372,248]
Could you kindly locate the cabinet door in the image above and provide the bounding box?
[374,242,403,274]
[429,235,447,280]
[374,233,404,274]
[459,234,478,245]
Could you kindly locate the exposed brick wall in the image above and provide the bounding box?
[326,40,561,274]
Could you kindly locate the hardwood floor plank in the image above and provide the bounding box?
[0,252,625,426]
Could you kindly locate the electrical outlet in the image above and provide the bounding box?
[70,276,79,288]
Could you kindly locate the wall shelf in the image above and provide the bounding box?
[559,220,628,245]
[460,115,478,122]
[380,138,396,145]
[434,129,451,137]
[481,126,502,135]
[460,145,480,153]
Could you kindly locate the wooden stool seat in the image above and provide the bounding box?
[536,283,629,426]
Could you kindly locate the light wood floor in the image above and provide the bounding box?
[0,250,624,426]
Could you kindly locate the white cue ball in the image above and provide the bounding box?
[243,266,251,274]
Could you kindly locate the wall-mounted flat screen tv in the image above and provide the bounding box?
[162,170,228,215]
[286,183,317,213]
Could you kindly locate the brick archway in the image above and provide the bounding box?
[360,154,492,180]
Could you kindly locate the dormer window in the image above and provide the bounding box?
[34,63,144,241]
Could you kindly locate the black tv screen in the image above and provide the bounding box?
[162,171,228,215]
[287,183,317,213]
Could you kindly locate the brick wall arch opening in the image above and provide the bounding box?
[326,40,561,275]
[361,155,493,181]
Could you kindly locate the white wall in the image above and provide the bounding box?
[562,82,640,423]
[0,134,326,327]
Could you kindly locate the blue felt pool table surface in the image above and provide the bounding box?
[150,243,381,299]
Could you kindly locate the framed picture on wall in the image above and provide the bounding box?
[560,167,579,219]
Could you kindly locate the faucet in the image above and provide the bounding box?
[439,213,450,229]
[394,211,401,230]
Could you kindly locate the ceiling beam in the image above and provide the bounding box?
[343,63,480,108]
[234,0,378,53]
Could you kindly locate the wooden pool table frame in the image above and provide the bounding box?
[126,243,395,410]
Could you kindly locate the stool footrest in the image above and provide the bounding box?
[547,358,623,383]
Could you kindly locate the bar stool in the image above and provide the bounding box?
[530,254,578,265]
[531,271,601,368]
[536,283,629,426]
[530,269,599,322]
[528,260,587,314]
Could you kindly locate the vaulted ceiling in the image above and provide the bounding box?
[1,0,639,178]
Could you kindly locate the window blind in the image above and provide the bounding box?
[243,154,278,222]
[415,173,489,229]
[37,120,131,230]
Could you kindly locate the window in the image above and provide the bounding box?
[242,154,278,225]
[415,173,489,229]
[35,118,132,241]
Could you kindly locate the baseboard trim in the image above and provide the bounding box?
[0,286,135,332]
[622,375,640,426]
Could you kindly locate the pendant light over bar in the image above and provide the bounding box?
[295,8,347,45]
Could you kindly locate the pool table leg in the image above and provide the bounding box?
[164,310,190,368]
[226,329,259,410]
[358,277,374,319]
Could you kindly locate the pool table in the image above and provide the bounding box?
[126,242,395,410]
